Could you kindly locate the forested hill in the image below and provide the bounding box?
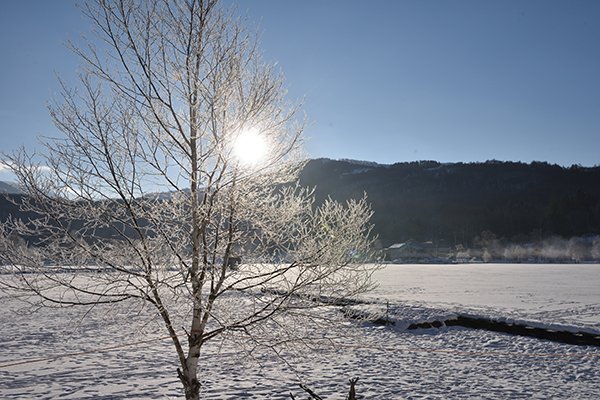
[299,159,600,247]
[2,159,600,249]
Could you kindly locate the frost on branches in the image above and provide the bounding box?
[0,1,377,399]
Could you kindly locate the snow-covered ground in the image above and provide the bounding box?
[1,264,600,399]
[367,263,600,330]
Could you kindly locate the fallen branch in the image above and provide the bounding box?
[290,377,359,400]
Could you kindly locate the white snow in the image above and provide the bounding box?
[366,263,600,330]
[1,263,599,399]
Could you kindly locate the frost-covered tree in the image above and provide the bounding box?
[0,1,376,399]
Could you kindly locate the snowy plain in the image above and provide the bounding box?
[367,263,600,330]
[1,263,599,399]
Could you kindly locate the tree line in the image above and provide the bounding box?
[299,158,600,247]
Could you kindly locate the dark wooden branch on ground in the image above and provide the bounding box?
[298,384,323,400]
[347,377,359,400]
[290,378,359,400]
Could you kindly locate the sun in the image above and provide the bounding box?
[232,127,269,165]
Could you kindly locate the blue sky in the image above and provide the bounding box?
[1,0,599,175]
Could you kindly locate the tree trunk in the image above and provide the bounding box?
[178,365,201,400]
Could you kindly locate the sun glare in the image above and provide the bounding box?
[232,128,269,165]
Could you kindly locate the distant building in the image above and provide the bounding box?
[384,240,450,263]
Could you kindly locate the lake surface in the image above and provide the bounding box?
[368,263,600,329]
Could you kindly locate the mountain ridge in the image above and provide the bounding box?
[2,158,599,248]
[0,181,22,194]
[298,158,600,247]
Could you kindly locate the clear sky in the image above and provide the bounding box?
[1,0,599,176]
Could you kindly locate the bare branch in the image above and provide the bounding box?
[0,1,378,399]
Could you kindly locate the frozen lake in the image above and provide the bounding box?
[368,263,600,329]
[1,263,599,399]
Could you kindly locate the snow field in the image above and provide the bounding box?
[1,263,599,399]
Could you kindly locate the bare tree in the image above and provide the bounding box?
[0,1,376,399]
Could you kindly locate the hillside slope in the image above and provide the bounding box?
[2,159,600,249]
[299,159,600,247]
